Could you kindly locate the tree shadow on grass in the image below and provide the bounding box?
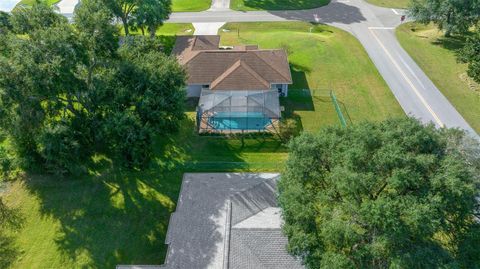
[432,34,471,53]
[21,116,278,267]
[242,0,329,10]
[0,234,19,269]
[0,199,23,269]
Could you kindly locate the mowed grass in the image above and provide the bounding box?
[365,0,410,9]
[396,23,480,133]
[220,22,403,130]
[16,0,60,8]
[120,23,194,36]
[15,0,210,12]
[1,22,403,269]
[172,0,211,12]
[120,23,194,54]
[231,0,330,11]
[1,115,287,268]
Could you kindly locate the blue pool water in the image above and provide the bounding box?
[209,112,272,130]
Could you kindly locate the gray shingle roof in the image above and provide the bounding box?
[164,173,304,269]
[229,229,303,269]
[117,173,304,269]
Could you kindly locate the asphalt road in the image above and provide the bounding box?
[169,0,478,137]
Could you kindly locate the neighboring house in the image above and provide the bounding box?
[117,173,304,269]
[172,36,293,97]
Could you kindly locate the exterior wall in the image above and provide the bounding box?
[187,85,203,97]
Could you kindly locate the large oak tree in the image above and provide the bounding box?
[279,118,480,269]
[0,1,186,173]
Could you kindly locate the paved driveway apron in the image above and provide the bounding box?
[169,0,478,138]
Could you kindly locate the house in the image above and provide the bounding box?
[172,35,293,97]
[117,173,304,269]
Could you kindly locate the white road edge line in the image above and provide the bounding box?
[368,28,444,127]
[391,8,399,15]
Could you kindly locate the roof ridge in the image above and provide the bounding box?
[238,61,271,89]
[210,60,243,90]
[210,60,271,90]
[228,178,277,226]
[251,50,291,82]
[229,177,277,200]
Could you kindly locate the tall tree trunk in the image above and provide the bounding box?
[149,25,156,39]
[122,16,129,36]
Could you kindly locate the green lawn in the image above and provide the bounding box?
[365,0,410,9]
[16,0,60,8]
[120,23,194,54]
[396,23,480,133]
[230,0,330,11]
[172,0,211,12]
[120,23,194,36]
[15,0,210,12]
[1,22,403,269]
[220,22,403,130]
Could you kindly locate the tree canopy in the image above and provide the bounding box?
[409,0,480,36]
[279,118,480,269]
[0,11,12,34]
[102,0,171,36]
[459,32,480,84]
[0,1,186,173]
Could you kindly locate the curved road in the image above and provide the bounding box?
[169,0,478,137]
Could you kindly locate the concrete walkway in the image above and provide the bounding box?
[192,0,229,35]
[168,0,478,138]
[193,22,225,35]
[208,0,230,11]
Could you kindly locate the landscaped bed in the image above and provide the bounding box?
[230,0,330,11]
[1,22,404,268]
[396,23,480,133]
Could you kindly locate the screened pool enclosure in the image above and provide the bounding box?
[196,90,281,133]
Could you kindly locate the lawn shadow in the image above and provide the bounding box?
[290,63,310,90]
[432,34,470,53]
[241,0,329,10]
[269,1,366,27]
[0,200,23,269]
[0,234,19,269]
[20,115,277,268]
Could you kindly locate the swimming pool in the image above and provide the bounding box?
[208,112,272,130]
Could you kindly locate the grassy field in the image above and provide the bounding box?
[1,114,287,268]
[1,22,403,268]
[230,0,330,11]
[119,23,194,54]
[396,23,480,133]
[16,0,60,7]
[172,0,211,12]
[365,0,410,9]
[220,22,403,129]
[121,23,194,36]
[15,0,210,12]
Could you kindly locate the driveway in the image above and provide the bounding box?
[168,0,478,137]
